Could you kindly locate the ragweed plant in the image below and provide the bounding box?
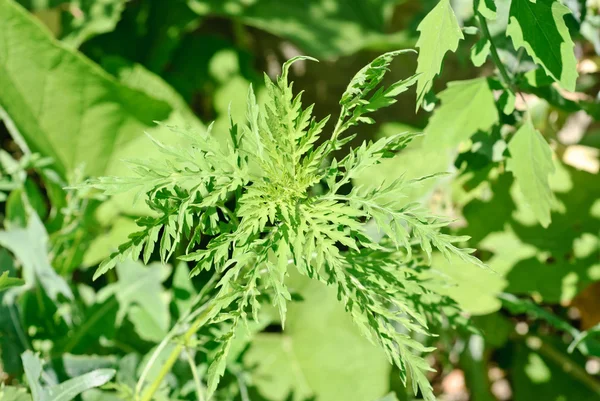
[85,50,484,401]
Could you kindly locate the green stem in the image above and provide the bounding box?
[477,14,512,87]
[525,336,600,395]
[185,348,206,401]
[139,303,215,401]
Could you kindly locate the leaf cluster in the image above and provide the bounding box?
[86,51,483,400]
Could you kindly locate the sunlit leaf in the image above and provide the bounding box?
[415,0,464,108]
[507,120,556,227]
[423,78,499,149]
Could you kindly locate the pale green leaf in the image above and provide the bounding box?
[506,0,578,91]
[0,0,202,181]
[415,0,464,108]
[423,78,499,149]
[426,253,507,315]
[507,120,556,227]
[244,272,389,401]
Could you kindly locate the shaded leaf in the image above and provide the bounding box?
[188,0,397,58]
[506,0,578,91]
[61,0,128,47]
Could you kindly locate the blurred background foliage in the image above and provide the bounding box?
[1,0,600,400]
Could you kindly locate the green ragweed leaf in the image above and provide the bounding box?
[415,0,464,109]
[423,78,499,149]
[507,120,556,227]
[506,0,578,91]
[87,52,484,401]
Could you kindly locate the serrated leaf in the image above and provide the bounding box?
[415,0,464,109]
[506,0,578,91]
[507,120,556,227]
[423,78,499,148]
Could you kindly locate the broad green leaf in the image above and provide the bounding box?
[0,0,201,182]
[0,0,205,266]
[244,272,389,401]
[21,351,116,401]
[423,78,499,149]
[426,253,508,315]
[0,208,73,302]
[506,0,578,91]
[188,0,397,58]
[507,120,556,227]
[0,271,24,291]
[0,0,170,177]
[415,0,464,108]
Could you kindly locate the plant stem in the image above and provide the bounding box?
[185,348,206,401]
[139,303,215,401]
[477,14,512,87]
[525,336,600,395]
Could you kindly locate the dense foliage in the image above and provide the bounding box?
[1,1,600,401]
